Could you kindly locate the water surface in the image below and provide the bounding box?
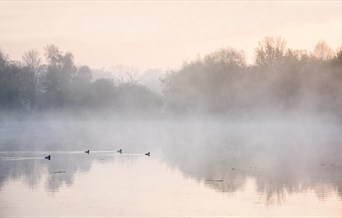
[1,120,342,216]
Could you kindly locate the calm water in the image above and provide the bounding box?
[1,120,342,216]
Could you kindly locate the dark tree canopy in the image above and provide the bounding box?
[1,37,342,117]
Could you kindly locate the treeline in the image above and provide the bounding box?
[1,37,342,116]
[163,37,342,116]
[0,45,162,114]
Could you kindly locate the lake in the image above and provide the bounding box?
[0,119,342,216]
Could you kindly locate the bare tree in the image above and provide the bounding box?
[21,50,43,109]
[313,41,334,61]
[336,47,342,62]
[22,50,42,86]
[22,50,41,69]
[112,71,138,85]
[44,44,61,66]
[204,47,246,67]
[255,36,287,66]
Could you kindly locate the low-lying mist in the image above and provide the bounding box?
[1,117,342,205]
[1,36,342,202]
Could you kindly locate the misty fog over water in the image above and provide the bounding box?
[1,117,342,215]
[1,36,342,216]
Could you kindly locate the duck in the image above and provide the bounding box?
[117,149,122,154]
[145,152,150,156]
[45,155,51,160]
[85,150,90,154]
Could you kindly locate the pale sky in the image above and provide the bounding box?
[1,1,342,71]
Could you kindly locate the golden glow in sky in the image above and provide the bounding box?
[1,1,342,70]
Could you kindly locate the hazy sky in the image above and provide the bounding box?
[1,1,342,71]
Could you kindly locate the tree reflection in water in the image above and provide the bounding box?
[161,122,342,205]
[1,120,342,205]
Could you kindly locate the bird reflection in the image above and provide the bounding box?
[1,142,342,205]
[0,151,139,192]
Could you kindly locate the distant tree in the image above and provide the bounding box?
[69,65,93,107]
[0,48,8,67]
[313,41,334,61]
[89,78,117,108]
[117,83,162,113]
[117,71,138,84]
[255,36,287,66]
[0,49,15,109]
[75,65,92,84]
[162,47,247,113]
[204,48,246,68]
[22,50,42,72]
[0,49,27,110]
[43,45,77,107]
[337,47,342,62]
[21,50,42,109]
[44,45,60,66]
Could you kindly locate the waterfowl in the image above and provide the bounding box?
[85,150,90,154]
[145,152,150,156]
[117,149,122,154]
[45,155,51,160]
